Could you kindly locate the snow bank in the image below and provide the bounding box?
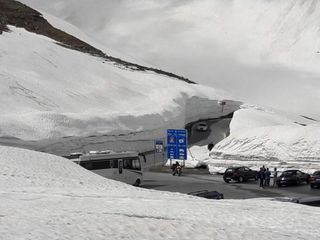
[208,106,320,174]
[1,145,320,240]
[0,26,239,140]
[165,145,211,168]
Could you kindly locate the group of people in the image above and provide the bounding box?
[257,166,277,188]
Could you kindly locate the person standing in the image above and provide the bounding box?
[265,168,271,187]
[273,167,278,187]
[259,168,265,188]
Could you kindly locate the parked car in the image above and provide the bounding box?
[188,190,224,200]
[196,122,208,132]
[309,171,320,189]
[273,196,320,207]
[223,167,258,183]
[296,196,320,207]
[276,170,310,187]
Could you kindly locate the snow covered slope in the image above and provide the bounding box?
[1,145,320,240]
[208,106,320,173]
[0,25,238,140]
[20,0,320,119]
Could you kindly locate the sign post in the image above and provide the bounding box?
[218,100,226,113]
[167,129,188,166]
[154,139,164,166]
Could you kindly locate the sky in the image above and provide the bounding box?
[20,0,320,119]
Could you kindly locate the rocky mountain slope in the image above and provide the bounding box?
[0,0,193,83]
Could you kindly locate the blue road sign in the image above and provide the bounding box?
[167,129,187,160]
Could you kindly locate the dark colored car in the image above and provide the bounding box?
[273,196,320,207]
[188,190,224,200]
[297,196,320,207]
[276,170,310,187]
[223,167,258,183]
[310,171,320,189]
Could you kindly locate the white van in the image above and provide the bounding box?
[74,151,144,186]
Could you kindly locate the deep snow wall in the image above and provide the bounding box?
[0,26,240,142]
[208,106,320,173]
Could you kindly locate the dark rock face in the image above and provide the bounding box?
[0,0,195,84]
[0,13,9,33]
[0,0,42,30]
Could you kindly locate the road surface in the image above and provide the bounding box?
[141,170,320,199]
[188,118,231,146]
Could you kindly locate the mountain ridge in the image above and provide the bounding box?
[0,0,195,84]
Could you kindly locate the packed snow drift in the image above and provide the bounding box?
[1,145,320,240]
[0,25,238,140]
[207,106,320,173]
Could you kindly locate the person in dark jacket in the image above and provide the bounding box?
[258,167,265,188]
[171,161,181,175]
[207,142,214,151]
[265,168,271,186]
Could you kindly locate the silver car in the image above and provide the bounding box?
[196,122,208,132]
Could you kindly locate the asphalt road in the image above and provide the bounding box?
[188,118,231,146]
[141,170,320,199]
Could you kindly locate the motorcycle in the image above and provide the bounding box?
[172,165,182,176]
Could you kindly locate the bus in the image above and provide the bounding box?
[74,151,144,186]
